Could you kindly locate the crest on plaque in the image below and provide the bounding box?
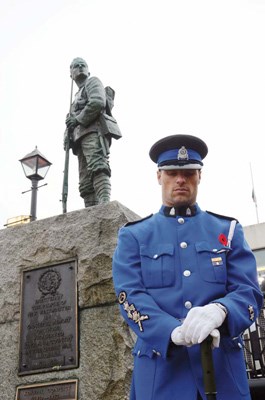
[38,269,62,295]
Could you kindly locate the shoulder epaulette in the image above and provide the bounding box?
[124,214,153,227]
[206,211,238,223]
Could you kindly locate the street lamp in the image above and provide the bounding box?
[19,147,52,222]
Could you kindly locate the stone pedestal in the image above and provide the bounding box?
[0,201,139,399]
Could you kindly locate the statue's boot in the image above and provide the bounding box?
[93,172,111,204]
[84,194,98,207]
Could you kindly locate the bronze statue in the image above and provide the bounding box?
[63,57,121,209]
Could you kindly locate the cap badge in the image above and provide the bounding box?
[178,146,189,160]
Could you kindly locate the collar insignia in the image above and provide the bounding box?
[169,207,175,216]
[186,207,191,216]
[178,146,189,160]
[163,205,197,218]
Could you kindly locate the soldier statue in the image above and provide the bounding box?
[64,57,120,208]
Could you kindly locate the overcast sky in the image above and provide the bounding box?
[1,0,265,229]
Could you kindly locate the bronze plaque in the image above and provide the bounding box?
[16,379,78,400]
[19,261,78,375]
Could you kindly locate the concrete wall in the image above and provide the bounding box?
[244,222,265,250]
[0,201,138,400]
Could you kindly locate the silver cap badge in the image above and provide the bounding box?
[178,146,189,160]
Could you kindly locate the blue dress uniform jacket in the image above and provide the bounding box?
[112,205,263,400]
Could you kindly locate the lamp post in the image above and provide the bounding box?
[19,147,52,222]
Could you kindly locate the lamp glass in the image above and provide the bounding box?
[20,154,51,180]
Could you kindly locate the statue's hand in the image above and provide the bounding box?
[65,115,78,130]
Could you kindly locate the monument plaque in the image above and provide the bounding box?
[16,379,78,400]
[19,261,78,375]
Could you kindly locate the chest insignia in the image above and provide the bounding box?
[211,257,223,266]
[118,291,149,332]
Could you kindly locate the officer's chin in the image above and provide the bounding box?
[172,195,190,206]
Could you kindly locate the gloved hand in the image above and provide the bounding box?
[180,304,226,345]
[210,328,220,349]
[171,326,192,347]
[171,326,221,349]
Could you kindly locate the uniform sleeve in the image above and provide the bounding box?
[75,76,106,126]
[213,222,263,337]
[112,226,180,358]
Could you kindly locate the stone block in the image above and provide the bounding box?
[0,201,139,399]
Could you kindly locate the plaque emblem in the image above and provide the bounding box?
[38,269,62,295]
[178,146,189,160]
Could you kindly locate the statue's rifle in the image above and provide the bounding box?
[62,77,74,213]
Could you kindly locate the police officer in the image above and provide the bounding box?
[112,134,263,400]
[65,57,111,207]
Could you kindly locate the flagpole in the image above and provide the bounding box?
[250,162,259,224]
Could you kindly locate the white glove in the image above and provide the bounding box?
[171,326,193,347]
[180,304,226,345]
[210,328,220,349]
[171,326,221,348]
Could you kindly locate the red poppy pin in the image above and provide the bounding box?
[218,233,228,246]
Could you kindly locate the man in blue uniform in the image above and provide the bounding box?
[112,134,263,400]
